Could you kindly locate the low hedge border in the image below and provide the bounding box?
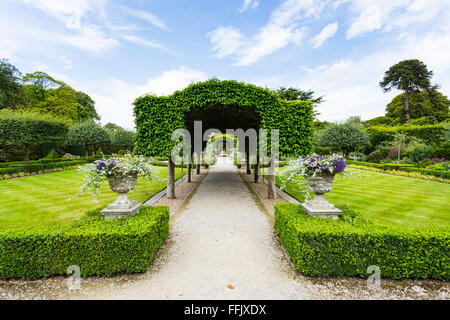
[0,206,169,280]
[347,160,450,179]
[348,165,450,183]
[0,155,112,176]
[274,203,449,281]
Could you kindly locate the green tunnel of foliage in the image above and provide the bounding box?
[133,79,314,158]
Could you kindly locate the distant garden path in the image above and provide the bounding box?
[0,158,447,299]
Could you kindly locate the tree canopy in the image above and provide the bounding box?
[386,90,449,123]
[66,121,110,159]
[0,61,100,122]
[317,122,369,156]
[380,59,436,124]
[0,59,26,109]
[0,109,68,164]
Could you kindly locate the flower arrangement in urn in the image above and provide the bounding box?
[73,153,156,219]
[281,154,347,219]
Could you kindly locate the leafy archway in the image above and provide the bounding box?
[133,78,314,199]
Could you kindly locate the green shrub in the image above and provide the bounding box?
[0,206,169,280]
[44,149,59,159]
[274,203,449,280]
[407,144,434,162]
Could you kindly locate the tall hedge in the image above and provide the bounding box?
[366,124,446,147]
[0,206,169,280]
[0,110,69,164]
[274,203,449,281]
[133,79,314,158]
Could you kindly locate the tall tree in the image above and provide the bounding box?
[0,59,26,109]
[276,87,324,118]
[67,121,110,160]
[76,91,100,121]
[380,59,436,124]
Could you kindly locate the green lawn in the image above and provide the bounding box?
[275,168,450,229]
[0,167,182,229]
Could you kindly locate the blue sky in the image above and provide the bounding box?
[1,0,449,129]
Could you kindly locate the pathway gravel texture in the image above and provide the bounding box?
[0,157,448,299]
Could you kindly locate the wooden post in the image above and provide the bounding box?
[246,151,251,174]
[267,159,276,199]
[196,152,201,174]
[187,153,192,182]
[167,157,176,199]
[254,154,260,183]
[181,158,184,181]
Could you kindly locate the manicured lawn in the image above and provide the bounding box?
[275,168,450,229]
[0,167,182,229]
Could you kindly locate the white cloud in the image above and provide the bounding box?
[84,66,208,129]
[311,22,338,48]
[55,56,73,69]
[238,0,259,13]
[209,0,322,66]
[19,0,106,29]
[207,26,245,58]
[121,35,166,51]
[60,25,119,53]
[299,27,450,122]
[121,7,169,31]
[345,0,450,39]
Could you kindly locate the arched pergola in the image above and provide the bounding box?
[133,79,314,199]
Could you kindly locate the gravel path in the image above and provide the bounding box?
[0,157,448,299]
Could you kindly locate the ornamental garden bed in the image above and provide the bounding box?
[274,203,449,281]
[0,206,169,280]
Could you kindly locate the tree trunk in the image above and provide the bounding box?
[24,147,30,166]
[181,158,184,181]
[246,151,251,174]
[404,89,410,124]
[85,148,89,161]
[267,159,277,200]
[196,153,201,174]
[188,152,192,182]
[254,154,260,183]
[167,157,175,199]
[187,163,192,182]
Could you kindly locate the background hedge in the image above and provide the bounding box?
[274,203,449,281]
[366,124,446,147]
[133,79,314,158]
[346,160,450,179]
[0,206,169,279]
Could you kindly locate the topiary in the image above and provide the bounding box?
[45,149,59,159]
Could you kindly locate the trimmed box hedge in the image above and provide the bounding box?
[0,206,169,280]
[346,160,450,179]
[274,203,449,281]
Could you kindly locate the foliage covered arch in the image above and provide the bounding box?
[133,79,314,158]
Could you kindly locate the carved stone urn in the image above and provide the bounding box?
[301,172,341,220]
[100,171,142,219]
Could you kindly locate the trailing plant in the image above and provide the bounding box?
[279,154,347,200]
[73,154,157,200]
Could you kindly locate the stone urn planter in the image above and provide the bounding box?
[301,172,341,220]
[100,171,142,219]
